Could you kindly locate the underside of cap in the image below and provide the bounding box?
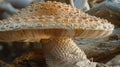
[0,1,114,40]
[0,29,112,42]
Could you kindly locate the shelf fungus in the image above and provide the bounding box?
[0,1,114,67]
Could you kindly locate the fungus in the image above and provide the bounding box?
[0,1,114,67]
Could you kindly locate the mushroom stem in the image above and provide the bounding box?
[41,38,96,67]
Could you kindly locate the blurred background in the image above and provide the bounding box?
[0,0,119,67]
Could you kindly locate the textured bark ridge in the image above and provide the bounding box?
[41,38,96,67]
[87,0,120,27]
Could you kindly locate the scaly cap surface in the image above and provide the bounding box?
[0,1,114,41]
[0,1,114,31]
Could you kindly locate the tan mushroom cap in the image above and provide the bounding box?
[0,1,114,42]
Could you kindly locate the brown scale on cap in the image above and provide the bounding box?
[0,1,114,41]
[0,1,114,67]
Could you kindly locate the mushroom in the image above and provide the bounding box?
[0,1,114,67]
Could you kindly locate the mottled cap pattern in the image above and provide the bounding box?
[0,1,114,41]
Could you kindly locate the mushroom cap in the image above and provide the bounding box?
[0,1,114,42]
